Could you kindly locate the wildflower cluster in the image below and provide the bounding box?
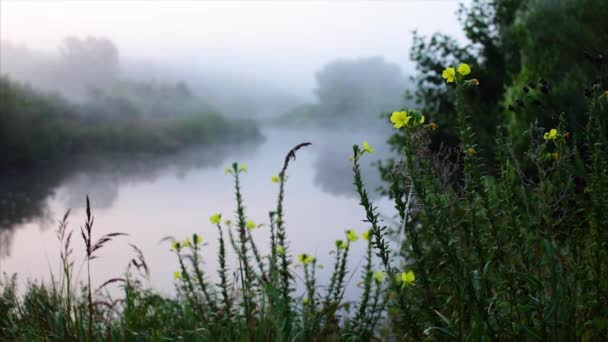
[542,128,569,160]
[390,109,425,129]
[543,128,569,142]
[397,270,415,288]
[442,63,472,83]
[377,58,608,341]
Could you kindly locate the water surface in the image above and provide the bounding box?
[0,128,398,298]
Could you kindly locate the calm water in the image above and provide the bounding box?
[0,127,398,298]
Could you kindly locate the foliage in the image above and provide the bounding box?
[85,79,218,121]
[386,0,608,166]
[382,63,608,340]
[0,77,261,168]
[276,57,407,128]
[504,0,608,152]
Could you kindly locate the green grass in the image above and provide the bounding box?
[2,66,608,341]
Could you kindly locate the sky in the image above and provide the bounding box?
[1,0,469,96]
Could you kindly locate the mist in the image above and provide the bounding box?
[4,1,608,338]
[1,0,469,299]
[1,1,468,117]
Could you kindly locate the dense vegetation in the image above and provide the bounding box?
[0,77,261,168]
[2,59,608,339]
[384,0,608,165]
[2,0,608,340]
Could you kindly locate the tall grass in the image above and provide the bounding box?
[1,65,607,341]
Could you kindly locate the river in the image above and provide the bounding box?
[0,127,399,298]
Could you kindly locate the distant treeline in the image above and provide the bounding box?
[1,37,303,118]
[274,57,409,129]
[0,76,261,168]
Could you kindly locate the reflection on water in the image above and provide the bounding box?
[0,142,261,258]
[312,128,391,199]
[0,167,64,258]
[0,128,397,298]
[59,144,260,210]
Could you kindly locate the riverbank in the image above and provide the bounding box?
[0,76,262,169]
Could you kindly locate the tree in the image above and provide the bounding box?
[59,36,120,98]
[384,0,608,171]
[314,57,407,124]
[388,0,524,162]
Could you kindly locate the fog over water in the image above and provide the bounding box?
[0,1,468,295]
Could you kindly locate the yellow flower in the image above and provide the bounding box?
[346,229,359,243]
[361,229,371,241]
[182,238,191,248]
[276,246,285,255]
[239,163,247,172]
[544,128,558,140]
[362,141,374,154]
[390,111,411,129]
[399,270,416,287]
[442,67,456,83]
[335,239,347,249]
[246,220,256,230]
[466,147,477,156]
[298,253,314,265]
[171,241,181,251]
[271,175,280,183]
[428,122,439,131]
[193,234,203,245]
[374,271,386,283]
[210,213,221,225]
[173,271,182,280]
[303,297,311,305]
[224,166,232,174]
[457,63,471,76]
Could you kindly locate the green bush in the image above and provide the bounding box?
[383,64,608,340]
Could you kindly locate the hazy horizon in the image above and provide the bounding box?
[1,0,469,99]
